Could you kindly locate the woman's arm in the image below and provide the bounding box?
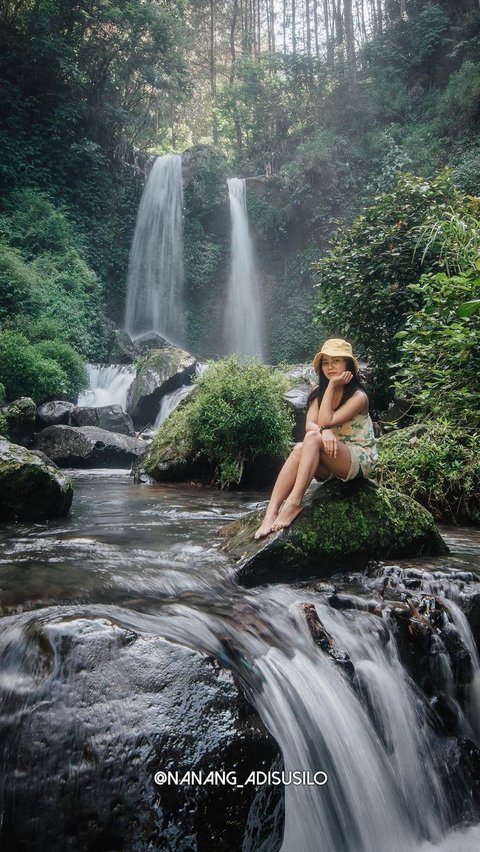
[318,380,368,427]
[305,397,320,432]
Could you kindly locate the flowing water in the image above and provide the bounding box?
[125,154,185,347]
[225,178,265,359]
[154,384,195,429]
[78,364,136,409]
[1,473,480,851]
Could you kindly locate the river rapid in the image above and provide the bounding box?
[1,470,480,852]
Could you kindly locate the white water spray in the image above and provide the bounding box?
[154,384,194,430]
[125,154,185,347]
[225,178,265,359]
[78,365,135,409]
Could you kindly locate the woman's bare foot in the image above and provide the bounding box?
[271,500,303,531]
[254,509,278,540]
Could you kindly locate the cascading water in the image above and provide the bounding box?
[1,479,480,851]
[225,178,265,359]
[125,154,185,347]
[154,384,194,429]
[78,364,135,409]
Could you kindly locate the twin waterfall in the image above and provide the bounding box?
[225,177,265,359]
[125,155,185,348]
[124,156,264,359]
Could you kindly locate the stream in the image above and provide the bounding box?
[1,471,480,851]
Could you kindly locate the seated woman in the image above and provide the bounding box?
[255,339,378,539]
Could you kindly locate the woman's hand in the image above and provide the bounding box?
[321,428,338,458]
[329,371,353,387]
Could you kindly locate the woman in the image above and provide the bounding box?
[254,339,378,539]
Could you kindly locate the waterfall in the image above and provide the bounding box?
[125,154,185,347]
[225,178,265,359]
[154,384,194,430]
[77,364,135,409]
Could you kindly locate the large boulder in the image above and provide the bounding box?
[0,611,281,851]
[35,400,75,430]
[70,405,136,436]
[1,397,36,446]
[33,425,145,468]
[221,479,448,587]
[0,437,73,521]
[127,346,197,429]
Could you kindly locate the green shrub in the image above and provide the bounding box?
[0,383,5,405]
[0,241,39,320]
[376,422,480,524]
[32,340,88,398]
[147,356,293,488]
[0,330,77,403]
[313,171,477,404]
[0,189,83,261]
[0,413,8,438]
[394,269,480,428]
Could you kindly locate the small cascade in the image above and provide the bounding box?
[125,154,185,347]
[225,178,265,359]
[154,384,194,430]
[78,364,135,409]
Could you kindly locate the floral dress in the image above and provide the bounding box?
[331,412,378,480]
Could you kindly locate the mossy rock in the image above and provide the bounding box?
[1,396,36,446]
[126,347,196,429]
[222,479,448,587]
[0,436,73,521]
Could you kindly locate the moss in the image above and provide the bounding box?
[0,439,73,520]
[224,479,447,586]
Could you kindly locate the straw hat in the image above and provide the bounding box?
[313,339,359,374]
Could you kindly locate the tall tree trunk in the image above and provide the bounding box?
[343,0,356,85]
[399,0,407,17]
[270,0,276,51]
[230,0,238,82]
[313,0,319,56]
[306,0,312,55]
[257,0,261,53]
[292,0,297,54]
[376,0,383,33]
[210,0,217,143]
[324,0,333,63]
[283,0,287,53]
[265,0,272,51]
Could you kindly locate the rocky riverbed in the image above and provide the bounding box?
[1,471,480,851]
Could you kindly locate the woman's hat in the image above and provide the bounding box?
[313,339,359,374]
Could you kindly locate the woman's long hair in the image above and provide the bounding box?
[307,356,368,409]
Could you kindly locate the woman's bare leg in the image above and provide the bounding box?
[272,435,352,531]
[254,444,303,539]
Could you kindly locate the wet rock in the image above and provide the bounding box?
[127,346,196,429]
[1,397,36,446]
[33,424,145,468]
[0,612,281,852]
[0,436,73,521]
[222,479,448,587]
[283,384,311,442]
[70,404,136,436]
[107,328,140,363]
[463,591,480,653]
[35,400,75,430]
[303,603,355,679]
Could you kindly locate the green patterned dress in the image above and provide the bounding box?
[331,413,378,480]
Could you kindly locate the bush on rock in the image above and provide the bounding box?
[145,356,293,488]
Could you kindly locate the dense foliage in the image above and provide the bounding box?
[147,357,293,488]
[395,269,480,428]
[0,330,87,404]
[313,172,478,403]
[376,423,480,523]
